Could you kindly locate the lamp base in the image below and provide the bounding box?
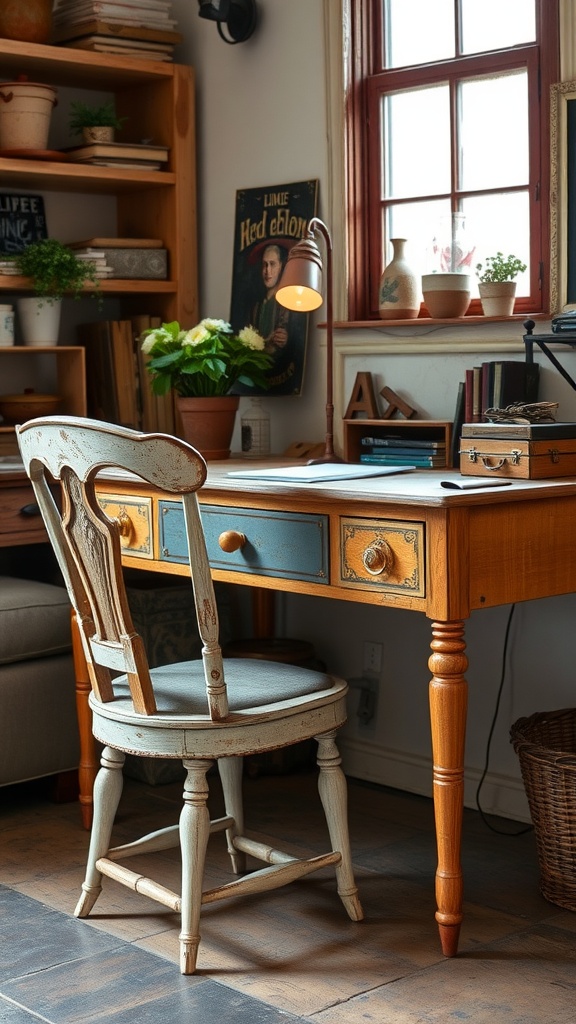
[307,453,345,465]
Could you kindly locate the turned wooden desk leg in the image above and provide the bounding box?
[71,611,97,831]
[428,620,468,957]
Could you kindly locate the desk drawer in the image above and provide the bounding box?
[340,516,425,596]
[2,484,46,541]
[160,501,330,584]
[97,494,152,558]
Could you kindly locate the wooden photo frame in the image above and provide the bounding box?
[550,80,576,315]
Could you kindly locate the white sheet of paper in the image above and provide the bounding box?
[226,463,415,483]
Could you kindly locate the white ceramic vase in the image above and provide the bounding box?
[378,238,420,320]
[17,297,62,346]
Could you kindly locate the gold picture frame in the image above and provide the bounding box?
[550,80,576,315]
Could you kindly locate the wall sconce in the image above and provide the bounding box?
[197,0,257,44]
[276,217,343,465]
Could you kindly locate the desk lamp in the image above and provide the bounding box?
[276,217,343,464]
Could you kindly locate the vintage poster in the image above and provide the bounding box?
[229,179,318,396]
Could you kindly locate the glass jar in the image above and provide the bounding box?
[241,397,270,458]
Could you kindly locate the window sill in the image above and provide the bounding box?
[333,312,550,329]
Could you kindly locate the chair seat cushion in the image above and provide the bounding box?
[109,657,344,720]
[0,577,72,665]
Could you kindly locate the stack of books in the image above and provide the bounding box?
[359,436,447,468]
[64,142,169,170]
[73,250,115,278]
[0,260,19,276]
[51,0,181,60]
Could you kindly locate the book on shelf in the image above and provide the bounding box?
[461,422,576,440]
[79,319,139,429]
[360,453,445,467]
[69,237,163,249]
[54,11,179,31]
[69,35,174,56]
[360,436,445,451]
[131,313,175,434]
[451,381,465,469]
[51,18,182,43]
[360,446,446,460]
[463,359,540,425]
[65,142,169,163]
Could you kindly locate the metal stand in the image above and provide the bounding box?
[523,319,576,392]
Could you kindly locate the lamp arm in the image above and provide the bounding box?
[308,218,338,462]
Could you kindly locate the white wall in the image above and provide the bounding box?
[171,0,576,821]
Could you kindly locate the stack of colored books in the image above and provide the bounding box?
[359,436,447,468]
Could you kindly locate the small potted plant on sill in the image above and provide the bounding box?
[69,100,127,144]
[9,238,100,345]
[141,317,272,460]
[476,252,527,317]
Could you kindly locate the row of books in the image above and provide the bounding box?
[463,359,540,425]
[359,435,447,469]
[78,315,174,434]
[52,2,181,59]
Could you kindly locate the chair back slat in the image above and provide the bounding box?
[17,416,229,720]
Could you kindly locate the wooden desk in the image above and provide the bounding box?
[9,460,576,958]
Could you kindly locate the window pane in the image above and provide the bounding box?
[384,199,452,281]
[383,86,451,199]
[463,192,530,296]
[384,0,454,68]
[460,0,536,55]
[459,72,528,191]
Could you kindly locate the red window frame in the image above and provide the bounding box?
[345,0,560,321]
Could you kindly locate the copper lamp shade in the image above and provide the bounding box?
[276,217,342,464]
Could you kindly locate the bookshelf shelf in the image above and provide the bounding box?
[343,419,453,467]
[0,347,86,455]
[0,39,196,328]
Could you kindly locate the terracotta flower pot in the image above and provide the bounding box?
[176,395,240,460]
[478,281,517,317]
[421,273,471,318]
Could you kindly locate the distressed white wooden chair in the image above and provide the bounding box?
[16,416,363,974]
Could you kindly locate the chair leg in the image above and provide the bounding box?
[74,746,125,918]
[179,758,213,975]
[316,731,364,922]
[217,756,246,874]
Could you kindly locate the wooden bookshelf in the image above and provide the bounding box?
[343,419,453,467]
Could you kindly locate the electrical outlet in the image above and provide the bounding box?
[363,640,382,677]
[347,676,379,726]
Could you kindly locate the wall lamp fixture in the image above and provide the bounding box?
[197,0,257,44]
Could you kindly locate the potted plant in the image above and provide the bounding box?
[141,317,272,459]
[476,252,527,316]
[69,100,127,143]
[9,238,100,345]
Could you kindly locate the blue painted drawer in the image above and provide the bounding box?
[159,501,330,585]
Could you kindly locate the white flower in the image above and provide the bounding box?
[238,325,265,350]
[201,317,231,333]
[182,324,210,346]
[140,333,156,354]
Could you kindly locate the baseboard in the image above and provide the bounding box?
[339,736,531,824]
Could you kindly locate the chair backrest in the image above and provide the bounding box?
[17,416,230,720]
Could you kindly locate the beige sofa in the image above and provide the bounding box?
[0,576,79,788]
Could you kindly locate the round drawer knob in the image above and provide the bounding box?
[362,538,394,577]
[218,529,246,552]
[115,508,133,546]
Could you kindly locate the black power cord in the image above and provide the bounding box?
[475,602,533,836]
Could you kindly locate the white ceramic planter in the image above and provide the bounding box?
[478,281,517,317]
[17,297,61,346]
[421,273,471,318]
[0,80,57,150]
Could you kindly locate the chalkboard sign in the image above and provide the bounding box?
[0,193,48,255]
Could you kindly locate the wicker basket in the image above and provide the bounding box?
[510,708,576,910]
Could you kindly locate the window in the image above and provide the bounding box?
[345,0,559,320]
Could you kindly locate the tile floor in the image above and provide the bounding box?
[1,770,575,1023]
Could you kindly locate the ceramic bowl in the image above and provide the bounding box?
[0,390,61,423]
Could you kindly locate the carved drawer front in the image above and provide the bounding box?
[340,516,425,596]
[160,501,330,584]
[97,494,152,558]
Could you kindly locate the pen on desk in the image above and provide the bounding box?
[440,479,513,490]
